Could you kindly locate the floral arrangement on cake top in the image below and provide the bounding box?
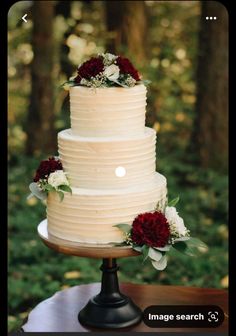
[115,197,207,270]
[27,157,72,201]
[62,53,149,89]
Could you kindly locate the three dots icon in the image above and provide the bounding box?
[206,17,217,20]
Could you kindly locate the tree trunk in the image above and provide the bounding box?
[192,1,228,172]
[26,1,56,156]
[105,1,148,66]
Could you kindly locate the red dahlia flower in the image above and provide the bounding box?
[116,56,140,81]
[75,56,104,83]
[131,211,170,247]
[34,157,63,182]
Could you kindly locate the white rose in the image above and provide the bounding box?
[165,206,188,237]
[48,170,69,188]
[103,64,120,81]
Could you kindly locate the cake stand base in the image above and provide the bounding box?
[78,258,142,328]
[38,220,142,329]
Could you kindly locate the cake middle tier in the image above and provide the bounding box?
[58,127,157,189]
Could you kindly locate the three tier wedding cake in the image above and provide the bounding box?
[30,53,167,244]
[29,54,205,270]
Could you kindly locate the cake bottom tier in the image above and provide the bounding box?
[47,172,167,244]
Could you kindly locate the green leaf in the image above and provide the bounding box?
[173,237,208,257]
[173,241,188,254]
[27,193,34,200]
[28,183,47,201]
[168,196,180,207]
[184,237,208,256]
[110,79,129,88]
[57,191,64,202]
[153,245,171,252]
[140,79,151,86]
[60,80,76,89]
[132,245,142,252]
[148,247,163,261]
[142,245,150,263]
[187,237,207,247]
[58,185,72,194]
[113,224,131,234]
[151,255,167,270]
[43,184,54,192]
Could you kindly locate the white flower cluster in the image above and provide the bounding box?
[164,206,189,240]
[48,170,69,189]
[155,197,167,212]
[28,169,72,202]
[101,53,118,66]
[114,197,206,273]
[124,75,136,87]
[80,74,106,88]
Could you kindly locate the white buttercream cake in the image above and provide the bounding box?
[47,84,167,243]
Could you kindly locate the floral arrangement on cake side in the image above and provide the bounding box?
[114,197,207,270]
[62,53,149,89]
[27,157,72,201]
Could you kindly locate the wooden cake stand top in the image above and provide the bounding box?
[38,219,140,259]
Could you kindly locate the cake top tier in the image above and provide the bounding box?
[63,53,148,89]
[64,53,149,137]
[69,84,147,137]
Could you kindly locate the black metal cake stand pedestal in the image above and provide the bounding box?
[37,219,142,329]
[78,258,142,328]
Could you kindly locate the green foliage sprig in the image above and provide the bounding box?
[114,197,208,271]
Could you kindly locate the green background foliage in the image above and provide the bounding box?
[8,1,228,332]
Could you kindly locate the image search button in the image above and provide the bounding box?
[143,305,224,328]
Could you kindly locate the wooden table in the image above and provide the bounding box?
[22,283,228,332]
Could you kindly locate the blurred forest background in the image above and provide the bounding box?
[8,1,228,332]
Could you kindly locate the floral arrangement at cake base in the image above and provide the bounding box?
[27,157,72,201]
[114,197,207,270]
[62,53,150,89]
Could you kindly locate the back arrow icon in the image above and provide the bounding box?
[22,14,27,23]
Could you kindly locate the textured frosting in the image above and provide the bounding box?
[69,84,147,137]
[47,83,168,244]
[58,127,156,189]
[47,173,167,244]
